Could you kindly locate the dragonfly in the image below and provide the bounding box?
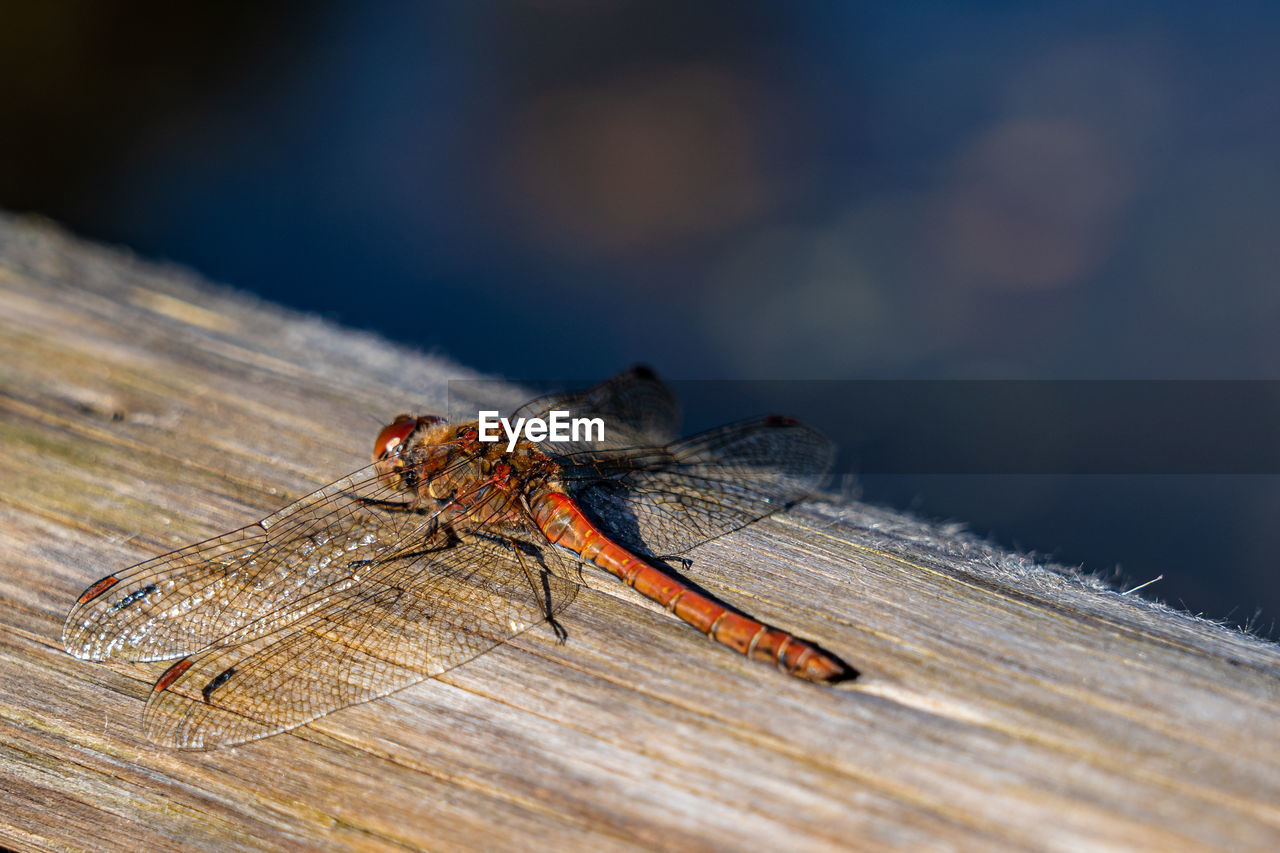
[64,367,854,749]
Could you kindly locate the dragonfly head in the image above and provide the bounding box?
[373,414,445,461]
[374,415,415,462]
[373,414,445,490]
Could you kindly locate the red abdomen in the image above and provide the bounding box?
[531,491,852,683]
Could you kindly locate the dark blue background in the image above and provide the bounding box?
[4,2,1279,633]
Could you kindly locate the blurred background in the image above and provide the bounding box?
[3,2,1278,633]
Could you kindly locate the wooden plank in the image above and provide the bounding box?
[0,211,1278,851]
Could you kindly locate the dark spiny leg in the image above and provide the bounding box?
[347,518,453,571]
[539,567,568,643]
[353,496,424,512]
[347,541,453,572]
[507,538,569,643]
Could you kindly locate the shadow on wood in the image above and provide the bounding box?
[1,213,1278,851]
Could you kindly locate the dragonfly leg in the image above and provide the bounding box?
[352,495,426,512]
[506,537,569,643]
[347,520,457,572]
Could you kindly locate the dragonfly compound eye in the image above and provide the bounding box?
[373,415,418,461]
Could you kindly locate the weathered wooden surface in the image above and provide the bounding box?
[1,212,1278,852]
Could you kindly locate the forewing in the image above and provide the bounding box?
[63,459,455,662]
[513,366,681,454]
[143,533,580,748]
[560,417,835,558]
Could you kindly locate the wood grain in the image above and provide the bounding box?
[1,212,1278,851]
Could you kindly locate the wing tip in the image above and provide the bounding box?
[628,364,659,381]
[75,574,120,605]
[153,658,194,693]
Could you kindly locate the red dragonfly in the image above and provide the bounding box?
[64,367,854,748]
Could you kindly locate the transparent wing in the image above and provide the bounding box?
[144,531,580,749]
[63,453,471,662]
[558,416,835,559]
[512,365,681,454]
